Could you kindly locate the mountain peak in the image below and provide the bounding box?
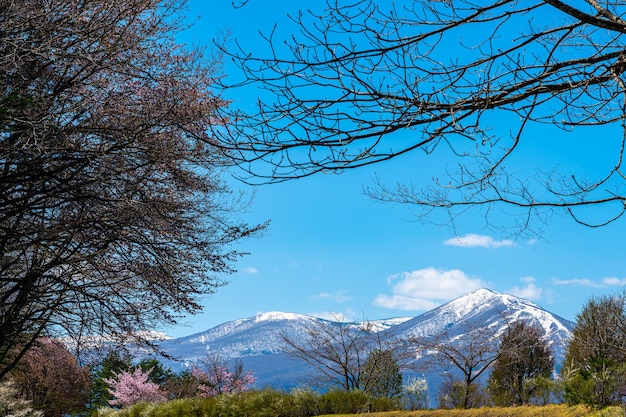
[443,288,543,317]
[441,288,502,317]
[253,311,311,322]
[156,289,574,392]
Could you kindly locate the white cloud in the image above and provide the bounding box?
[552,278,603,288]
[508,276,542,300]
[552,276,626,288]
[241,267,259,274]
[602,277,626,286]
[373,267,487,311]
[444,233,515,248]
[313,290,352,303]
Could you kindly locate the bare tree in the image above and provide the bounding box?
[282,318,372,391]
[0,0,263,379]
[419,324,501,409]
[282,317,403,392]
[213,0,626,235]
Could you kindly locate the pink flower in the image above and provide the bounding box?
[191,364,256,397]
[104,367,167,407]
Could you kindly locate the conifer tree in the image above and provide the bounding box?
[561,293,626,407]
[488,322,554,406]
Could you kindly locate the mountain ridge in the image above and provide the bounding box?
[156,288,575,391]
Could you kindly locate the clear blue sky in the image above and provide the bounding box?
[164,0,626,338]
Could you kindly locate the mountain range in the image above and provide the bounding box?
[156,289,575,395]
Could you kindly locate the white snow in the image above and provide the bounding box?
[154,288,574,388]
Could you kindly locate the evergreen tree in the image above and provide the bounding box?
[488,322,554,406]
[137,358,176,385]
[561,294,626,407]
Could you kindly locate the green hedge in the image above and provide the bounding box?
[97,388,398,417]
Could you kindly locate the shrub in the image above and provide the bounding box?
[214,389,292,417]
[317,389,371,414]
[288,387,319,417]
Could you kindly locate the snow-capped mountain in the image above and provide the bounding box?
[161,312,319,361]
[390,288,572,354]
[156,289,574,391]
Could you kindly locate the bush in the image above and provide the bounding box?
[317,389,371,414]
[214,389,290,417]
[146,397,217,417]
[288,387,318,417]
[95,387,404,417]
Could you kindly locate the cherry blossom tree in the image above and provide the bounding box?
[191,355,256,397]
[402,377,429,410]
[9,338,89,417]
[104,367,167,407]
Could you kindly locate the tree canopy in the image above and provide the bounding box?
[488,322,554,406]
[0,0,263,379]
[213,0,626,235]
[562,293,626,407]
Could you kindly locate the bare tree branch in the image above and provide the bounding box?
[0,0,264,379]
[212,0,626,235]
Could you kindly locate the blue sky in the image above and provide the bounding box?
[164,0,626,338]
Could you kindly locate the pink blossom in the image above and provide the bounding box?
[191,364,256,397]
[104,367,167,407]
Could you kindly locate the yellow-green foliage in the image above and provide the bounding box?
[96,397,218,417]
[319,404,624,417]
[96,388,399,417]
[97,395,624,417]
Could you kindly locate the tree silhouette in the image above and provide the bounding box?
[0,0,264,379]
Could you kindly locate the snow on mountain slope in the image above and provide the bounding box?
[392,288,572,338]
[159,312,322,366]
[160,312,413,366]
[389,288,574,368]
[157,289,574,388]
